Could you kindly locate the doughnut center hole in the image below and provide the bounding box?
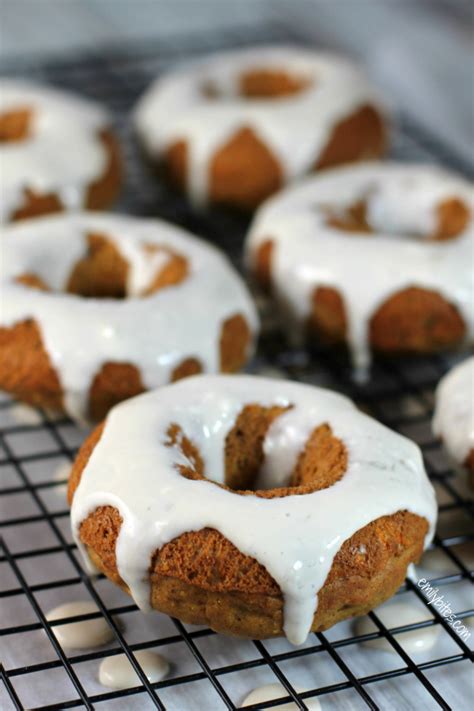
[14,232,189,299]
[166,404,347,496]
[324,192,469,241]
[202,68,311,100]
[0,107,32,142]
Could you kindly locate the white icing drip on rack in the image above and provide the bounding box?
[246,162,474,376]
[99,650,169,690]
[433,356,474,465]
[0,79,110,223]
[133,45,385,207]
[46,601,114,649]
[354,602,439,654]
[71,375,437,645]
[242,683,321,710]
[0,213,258,423]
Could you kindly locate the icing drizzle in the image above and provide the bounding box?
[0,79,110,222]
[246,162,474,375]
[133,45,384,206]
[433,356,474,465]
[71,374,436,645]
[1,213,258,422]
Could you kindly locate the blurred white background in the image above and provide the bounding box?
[1,0,473,162]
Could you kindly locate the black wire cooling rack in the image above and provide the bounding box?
[0,22,473,711]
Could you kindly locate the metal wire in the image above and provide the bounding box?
[0,22,473,711]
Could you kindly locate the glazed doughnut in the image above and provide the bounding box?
[134,45,386,210]
[0,79,121,223]
[68,375,436,644]
[0,213,257,422]
[433,357,474,481]
[246,162,473,376]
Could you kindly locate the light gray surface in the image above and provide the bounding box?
[1,0,473,161]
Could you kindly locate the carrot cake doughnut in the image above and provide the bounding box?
[0,213,257,422]
[133,45,387,210]
[0,79,121,223]
[246,162,473,377]
[433,357,474,482]
[68,375,437,644]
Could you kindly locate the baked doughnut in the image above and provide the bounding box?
[0,79,121,223]
[134,46,386,210]
[0,214,257,422]
[246,162,473,377]
[69,375,436,644]
[433,357,474,483]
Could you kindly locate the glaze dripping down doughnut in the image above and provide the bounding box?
[68,375,436,644]
[246,162,473,376]
[0,214,257,422]
[134,45,387,210]
[0,79,121,223]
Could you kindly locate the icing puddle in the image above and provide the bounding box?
[99,650,169,690]
[242,683,321,710]
[46,601,114,649]
[354,601,439,654]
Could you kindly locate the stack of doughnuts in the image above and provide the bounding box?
[2,44,470,644]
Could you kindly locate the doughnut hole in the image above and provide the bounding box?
[315,105,387,170]
[238,68,310,98]
[325,200,371,233]
[68,409,428,637]
[9,130,121,222]
[326,196,469,241]
[0,107,32,142]
[66,232,188,298]
[202,68,310,100]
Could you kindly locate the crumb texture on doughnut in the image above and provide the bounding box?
[0,79,121,222]
[247,162,473,374]
[433,356,474,473]
[69,375,436,643]
[1,214,257,422]
[134,46,387,209]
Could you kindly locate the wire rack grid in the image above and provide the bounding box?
[0,22,473,711]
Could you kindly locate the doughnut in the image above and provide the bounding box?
[246,162,473,376]
[0,213,257,422]
[68,375,436,644]
[134,45,386,210]
[433,357,474,482]
[0,79,121,223]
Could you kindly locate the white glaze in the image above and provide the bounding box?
[433,357,474,466]
[242,683,321,710]
[10,403,42,425]
[71,374,436,645]
[0,213,258,422]
[246,163,474,375]
[354,602,439,653]
[98,650,169,690]
[0,79,110,223]
[134,45,384,206]
[46,601,114,649]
